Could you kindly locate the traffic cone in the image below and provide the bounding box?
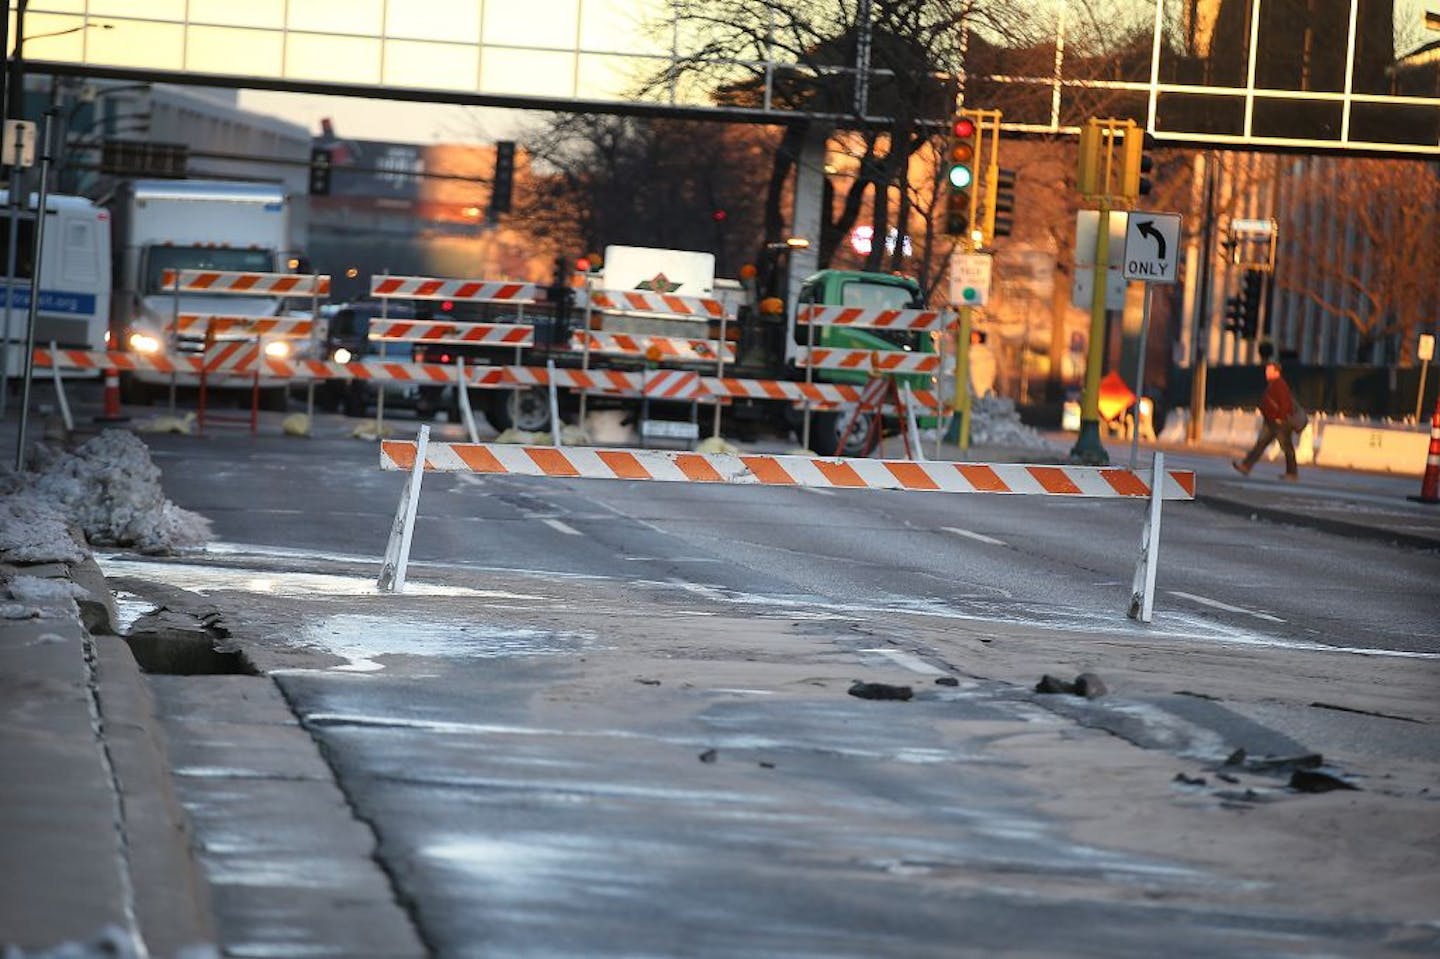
[94,367,129,424]
[1410,395,1440,504]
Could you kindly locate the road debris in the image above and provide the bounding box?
[1034,672,1108,698]
[848,680,913,701]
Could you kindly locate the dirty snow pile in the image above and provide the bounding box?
[1,429,211,558]
[967,395,1059,451]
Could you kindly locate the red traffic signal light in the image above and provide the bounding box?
[952,117,976,138]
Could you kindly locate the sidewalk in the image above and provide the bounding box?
[1,400,1436,956]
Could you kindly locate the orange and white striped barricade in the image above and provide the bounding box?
[795,346,940,375]
[792,304,954,452]
[577,288,734,436]
[33,347,204,377]
[368,275,548,434]
[376,433,1195,620]
[197,323,263,435]
[699,375,940,415]
[570,330,734,364]
[367,318,534,348]
[794,305,952,332]
[370,276,541,304]
[255,356,507,390]
[171,314,316,339]
[159,269,331,428]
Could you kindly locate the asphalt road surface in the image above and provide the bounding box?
[101,423,1440,957]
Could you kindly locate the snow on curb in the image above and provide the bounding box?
[25,430,212,554]
[2,429,212,620]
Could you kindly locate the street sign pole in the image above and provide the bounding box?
[1070,202,1112,465]
[1418,333,1436,423]
[1129,286,1153,469]
[0,119,35,418]
[15,110,52,470]
[1118,211,1182,470]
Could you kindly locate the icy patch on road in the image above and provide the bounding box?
[298,613,591,671]
[96,554,538,600]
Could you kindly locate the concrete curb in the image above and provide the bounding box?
[1196,492,1440,552]
[93,632,219,956]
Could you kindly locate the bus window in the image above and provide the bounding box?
[61,219,99,284]
[144,246,275,293]
[0,219,37,280]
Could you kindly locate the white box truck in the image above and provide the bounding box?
[110,179,298,403]
[0,191,111,378]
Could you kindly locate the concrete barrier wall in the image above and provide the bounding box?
[1314,423,1428,476]
[1159,408,1429,474]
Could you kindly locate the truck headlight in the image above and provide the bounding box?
[128,332,162,354]
[264,340,293,359]
[332,347,352,364]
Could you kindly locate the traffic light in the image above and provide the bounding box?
[1122,128,1156,199]
[944,115,977,237]
[308,147,332,196]
[1224,295,1245,335]
[986,167,1016,240]
[490,140,515,215]
[1241,268,1263,339]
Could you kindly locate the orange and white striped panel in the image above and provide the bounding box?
[159,270,331,297]
[584,289,726,320]
[369,276,540,304]
[795,305,951,331]
[700,376,941,411]
[33,348,204,376]
[379,441,1197,501]
[202,341,261,373]
[572,331,735,363]
[795,347,940,374]
[258,358,511,386]
[172,314,315,338]
[499,366,703,400]
[368,319,534,346]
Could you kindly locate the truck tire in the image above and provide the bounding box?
[806,409,879,457]
[486,387,551,433]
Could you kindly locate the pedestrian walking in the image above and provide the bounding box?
[1233,361,1299,480]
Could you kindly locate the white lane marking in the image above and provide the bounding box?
[943,526,1007,547]
[861,647,946,675]
[1168,590,1285,623]
[542,518,583,537]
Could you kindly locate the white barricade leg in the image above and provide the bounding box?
[1128,451,1165,623]
[547,359,562,447]
[455,357,480,443]
[47,341,73,433]
[377,425,430,594]
[902,383,925,461]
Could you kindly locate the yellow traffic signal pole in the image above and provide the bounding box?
[948,107,1001,451]
[1071,118,1140,467]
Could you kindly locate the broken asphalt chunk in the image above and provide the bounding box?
[1035,673,1107,698]
[848,681,913,701]
[934,677,960,687]
[1289,769,1360,793]
[1034,674,1076,695]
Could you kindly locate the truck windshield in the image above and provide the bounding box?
[837,280,922,349]
[838,281,919,311]
[145,246,276,293]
